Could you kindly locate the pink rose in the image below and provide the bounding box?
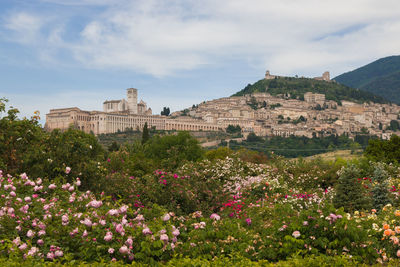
[246,218,252,225]
[162,213,171,221]
[18,243,27,250]
[119,205,128,214]
[38,230,46,236]
[27,230,35,238]
[142,227,152,235]
[55,250,63,257]
[292,231,301,238]
[172,229,180,237]
[125,238,133,246]
[7,207,15,215]
[65,167,71,174]
[81,218,92,227]
[48,184,56,189]
[115,224,125,236]
[82,230,88,237]
[160,234,169,242]
[87,200,102,208]
[107,209,119,216]
[47,252,55,260]
[104,232,113,242]
[119,245,129,254]
[13,237,21,246]
[135,214,144,221]
[210,213,220,220]
[62,214,69,225]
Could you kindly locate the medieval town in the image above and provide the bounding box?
[45,71,400,140]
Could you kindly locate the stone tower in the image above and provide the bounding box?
[322,71,330,81]
[126,88,138,114]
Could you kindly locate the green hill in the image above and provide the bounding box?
[232,76,387,104]
[334,55,400,103]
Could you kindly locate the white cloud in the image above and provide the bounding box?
[3,0,400,76]
[3,12,44,43]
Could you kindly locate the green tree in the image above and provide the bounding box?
[365,135,400,163]
[142,122,150,144]
[226,124,241,134]
[161,107,170,116]
[145,131,203,170]
[246,132,263,142]
[333,165,371,213]
[0,99,46,174]
[108,141,120,152]
[389,120,400,131]
[371,163,391,210]
[36,128,105,190]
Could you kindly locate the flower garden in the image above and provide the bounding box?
[1,101,400,266]
[2,157,400,266]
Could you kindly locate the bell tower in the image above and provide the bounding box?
[126,88,138,114]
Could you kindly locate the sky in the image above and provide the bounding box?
[1,0,400,125]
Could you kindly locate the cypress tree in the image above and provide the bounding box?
[142,122,150,144]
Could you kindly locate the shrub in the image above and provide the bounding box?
[145,131,204,170]
[371,163,392,210]
[333,165,372,212]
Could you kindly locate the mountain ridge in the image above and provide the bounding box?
[334,55,400,103]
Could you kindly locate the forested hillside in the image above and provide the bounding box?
[334,55,400,103]
[233,76,387,104]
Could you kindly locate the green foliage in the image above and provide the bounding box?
[269,103,282,109]
[246,132,263,142]
[371,163,392,210]
[362,71,400,104]
[247,96,259,110]
[205,147,234,161]
[232,76,387,104]
[141,122,150,144]
[334,55,400,104]
[145,131,204,170]
[0,101,46,173]
[333,165,371,212]
[5,99,400,265]
[108,141,120,152]
[161,107,170,116]
[365,135,400,164]
[226,124,241,134]
[28,128,105,191]
[226,134,371,158]
[388,120,400,131]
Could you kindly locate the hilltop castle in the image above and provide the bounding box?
[265,70,331,82]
